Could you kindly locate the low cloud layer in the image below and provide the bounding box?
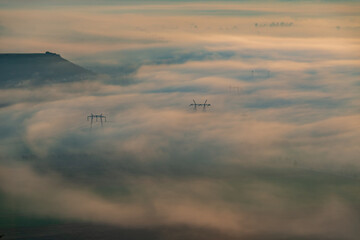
[1,1,360,240]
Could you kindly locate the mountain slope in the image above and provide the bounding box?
[0,52,95,87]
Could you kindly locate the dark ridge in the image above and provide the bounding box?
[0,51,95,87]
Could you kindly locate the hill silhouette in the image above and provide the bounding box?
[0,52,95,87]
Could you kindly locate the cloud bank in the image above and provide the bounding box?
[0,1,360,239]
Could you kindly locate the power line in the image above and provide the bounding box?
[87,113,107,128]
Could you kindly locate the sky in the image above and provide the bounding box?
[0,0,360,239]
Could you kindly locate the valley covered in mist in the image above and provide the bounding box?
[0,1,360,239]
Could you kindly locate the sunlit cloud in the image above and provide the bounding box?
[1,1,360,239]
